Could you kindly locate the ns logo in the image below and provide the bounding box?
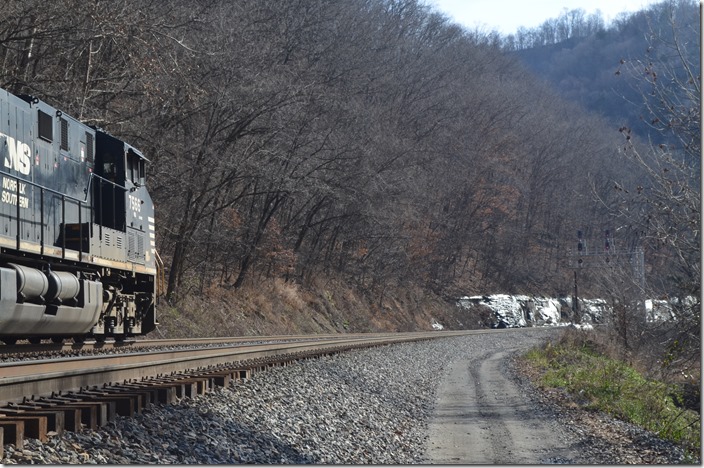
[1,133,31,176]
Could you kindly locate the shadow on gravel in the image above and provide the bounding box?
[103,404,319,464]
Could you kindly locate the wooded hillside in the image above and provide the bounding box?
[0,0,694,335]
[508,0,699,145]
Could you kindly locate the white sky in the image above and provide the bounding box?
[426,0,666,35]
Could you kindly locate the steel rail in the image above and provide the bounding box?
[0,331,440,354]
[0,331,477,405]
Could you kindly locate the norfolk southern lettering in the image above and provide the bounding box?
[1,177,29,208]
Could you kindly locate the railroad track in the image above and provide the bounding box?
[0,330,491,452]
[0,333,366,355]
[0,331,453,356]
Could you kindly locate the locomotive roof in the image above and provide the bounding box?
[93,127,151,163]
[15,93,149,163]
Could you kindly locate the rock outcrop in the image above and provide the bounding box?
[457,295,609,329]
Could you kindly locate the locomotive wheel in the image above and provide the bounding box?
[28,337,42,344]
[95,335,106,343]
[1,338,17,345]
[51,336,65,344]
[73,336,85,344]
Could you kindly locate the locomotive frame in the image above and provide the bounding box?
[0,88,157,344]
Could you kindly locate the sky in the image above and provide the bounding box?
[426,0,666,35]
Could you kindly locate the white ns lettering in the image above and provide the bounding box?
[2,134,31,176]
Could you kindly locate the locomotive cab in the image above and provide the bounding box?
[86,131,157,338]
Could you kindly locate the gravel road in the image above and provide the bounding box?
[1,328,691,464]
[426,348,580,463]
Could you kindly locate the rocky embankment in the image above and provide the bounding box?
[455,294,695,329]
[1,328,691,464]
[457,294,608,328]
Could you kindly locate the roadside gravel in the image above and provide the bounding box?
[1,328,693,464]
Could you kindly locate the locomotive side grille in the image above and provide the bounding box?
[85,132,94,162]
[60,118,69,150]
[126,230,146,262]
[92,226,131,263]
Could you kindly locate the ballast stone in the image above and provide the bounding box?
[0,330,555,464]
[0,328,687,464]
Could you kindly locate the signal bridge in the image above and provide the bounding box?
[566,228,643,285]
[565,247,644,270]
[565,230,646,317]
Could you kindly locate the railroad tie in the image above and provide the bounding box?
[43,396,107,429]
[202,368,251,386]
[0,419,25,449]
[77,391,131,419]
[170,377,209,398]
[0,406,64,437]
[0,411,48,442]
[145,382,179,404]
[97,387,149,414]
[25,401,83,432]
[111,383,160,406]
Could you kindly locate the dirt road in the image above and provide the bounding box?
[424,349,579,464]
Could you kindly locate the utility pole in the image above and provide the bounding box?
[572,230,584,323]
[573,270,580,323]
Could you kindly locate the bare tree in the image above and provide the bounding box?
[605,0,700,372]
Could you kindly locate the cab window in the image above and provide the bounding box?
[127,149,145,186]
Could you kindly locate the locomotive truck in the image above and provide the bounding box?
[0,87,157,344]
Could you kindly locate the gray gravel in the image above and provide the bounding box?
[0,328,692,464]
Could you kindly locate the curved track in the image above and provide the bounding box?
[0,329,519,450]
[0,331,463,356]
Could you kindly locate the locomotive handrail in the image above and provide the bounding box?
[154,249,166,299]
[0,169,89,203]
[0,170,130,248]
[0,169,127,204]
[0,170,92,258]
[86,172,127,192]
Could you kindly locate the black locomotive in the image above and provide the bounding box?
[0,87,157,344]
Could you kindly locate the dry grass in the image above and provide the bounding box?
[273,278,307,311]
[154,275,463,339]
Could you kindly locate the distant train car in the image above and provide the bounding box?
[0,88,157,344]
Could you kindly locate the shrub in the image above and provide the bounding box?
[524,337,701,456]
